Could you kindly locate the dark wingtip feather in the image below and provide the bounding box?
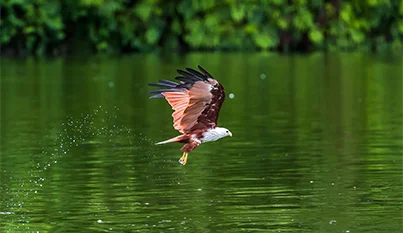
[197,65,213,78]
[175,76,195,83]
[148,89,180,95]
[148,82,176,88]
[177,69,206,82]
[159,79,178,86]
[185,68,206,81]
[149,94,164,98]
[148,66,215,98]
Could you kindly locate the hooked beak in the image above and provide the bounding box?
[228,131,233,137]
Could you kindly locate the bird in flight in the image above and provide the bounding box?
[148,65,232,165]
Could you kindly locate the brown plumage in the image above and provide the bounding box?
[148,65,232,165]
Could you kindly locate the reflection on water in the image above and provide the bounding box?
[1,53,402,232]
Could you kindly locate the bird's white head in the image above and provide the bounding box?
[215,127,233,138]
[202,127,233,142]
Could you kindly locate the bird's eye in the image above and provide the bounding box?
[226,130,228,133]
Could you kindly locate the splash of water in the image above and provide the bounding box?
[6,106,153,230]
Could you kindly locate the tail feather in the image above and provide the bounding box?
[155,135,188,145]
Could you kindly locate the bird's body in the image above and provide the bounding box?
[148,65,232,165]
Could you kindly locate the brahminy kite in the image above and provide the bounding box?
[148,65,232,165]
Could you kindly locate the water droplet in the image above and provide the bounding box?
[229,93,235,99]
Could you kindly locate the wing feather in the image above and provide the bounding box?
[176,70,204,82]
[148,66,226,134]
[185,68,206,80]
[159,79,179,86]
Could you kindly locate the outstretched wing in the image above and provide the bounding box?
[148,65,226,134]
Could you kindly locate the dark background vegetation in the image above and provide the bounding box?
[1,0,403,56]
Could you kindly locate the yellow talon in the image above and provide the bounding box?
[179,152,188,165]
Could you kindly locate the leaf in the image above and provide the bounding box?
[277,18,288,30]
[26,35,36,50]
[340,4,352,23]
[254,33,277,49]
[80,0,104,6]
[293,9,314,30]
[230,4,245,22]
[45,17,63,31]
[101,1,123,17]
[244,24,258,34]
[309,28,323,44]
[96,41,109,51]
[171,19,181,34]
[399,21,403,34]
[9,0,25,4]
[205,13,220,29]
[351,30,365,44]
[57,32,65,40]
[134,3,153,21]
[145,27,160,45]
[23,26,36,34]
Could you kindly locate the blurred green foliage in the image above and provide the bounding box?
[1,0,402,55]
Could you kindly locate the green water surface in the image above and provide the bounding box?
[1,53,402,232]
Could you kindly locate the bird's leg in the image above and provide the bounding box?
[179,152,188,165]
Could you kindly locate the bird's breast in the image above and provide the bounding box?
[200,129,220,143]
